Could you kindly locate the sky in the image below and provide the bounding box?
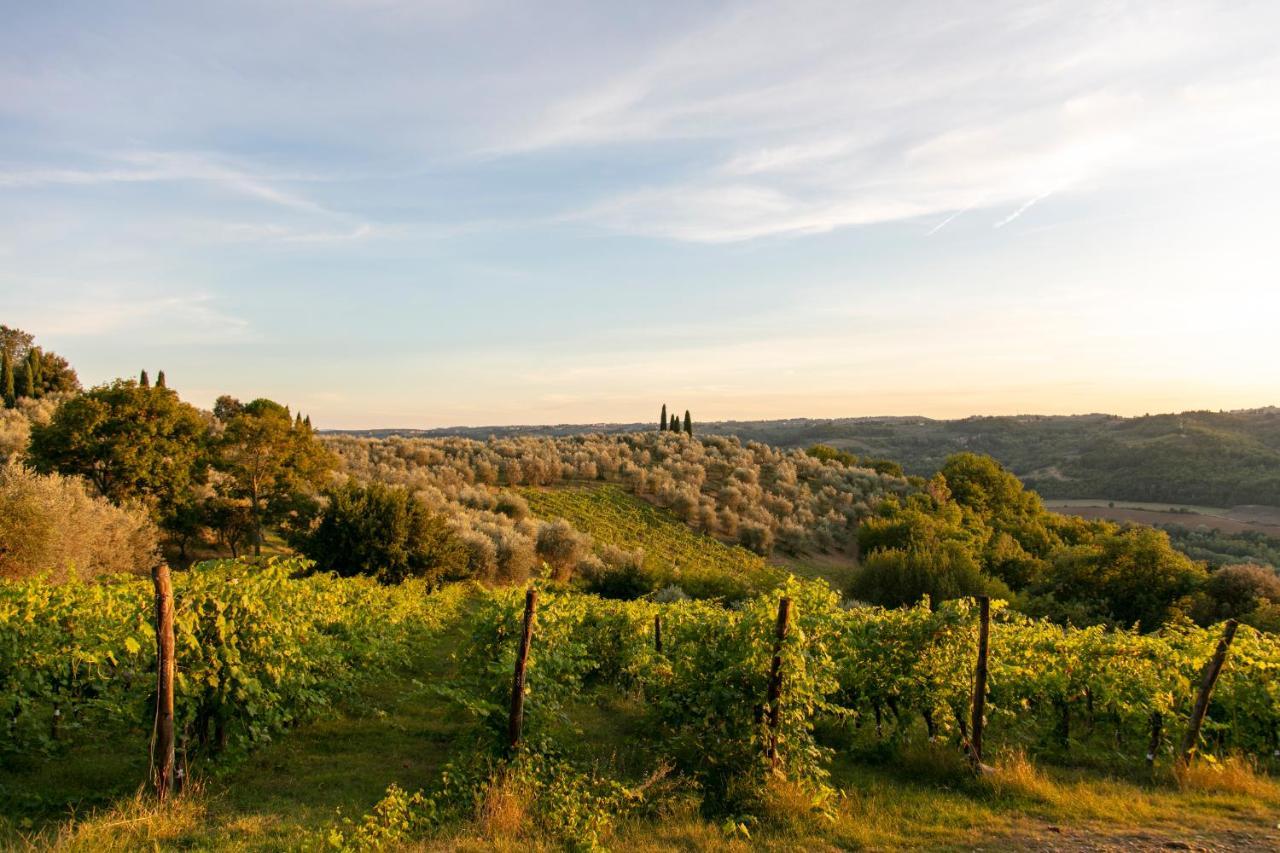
[2,0,1279,429]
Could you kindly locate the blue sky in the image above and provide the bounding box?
[2,0,1278,428]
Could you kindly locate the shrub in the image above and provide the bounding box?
[299,480,468,584]
[850,541,1009,607]
[0,462,158,582]
[535,518,590,582]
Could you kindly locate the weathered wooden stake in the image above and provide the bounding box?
[653,613,663,654]
[969,595,991,771]
[507,588,537,751]
[151,563,176,800]
[765,596,793,768]
[1179,619,1238,766]
[1146,711,1163,769]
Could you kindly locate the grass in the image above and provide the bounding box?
[519,483,783,595]
[5,588,1280,851]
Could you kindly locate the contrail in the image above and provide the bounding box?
[994,189,1055,229]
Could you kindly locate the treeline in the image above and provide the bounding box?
[693,411,1280,508]
[852,452,1280,632]
[0,326,340,581]
[1159,524,1280,569]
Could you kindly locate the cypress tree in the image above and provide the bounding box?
[1,350,13,408]
[20,351,35,398]
[660,404,667,431]
[140,370,150,388]
[684,410,692,436]
[156,370,166,389]
[670,412,680,432]
[304,414,312,429]
[29,348,43,396]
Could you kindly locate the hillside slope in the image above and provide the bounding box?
[330,408,1280,507]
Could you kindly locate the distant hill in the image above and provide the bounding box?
[325,407,1280,507]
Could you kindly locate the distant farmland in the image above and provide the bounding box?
[1045,499,1280,535]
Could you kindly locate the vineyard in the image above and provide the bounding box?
[0,559,469,762]
[519,484,783,599]
[3,560,1279,849]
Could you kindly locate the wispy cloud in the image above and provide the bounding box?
[0,150,341,217]
[505,1,1280,242]
[2,278,252,343]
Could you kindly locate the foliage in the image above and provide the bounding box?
[299,480,468,584]
[27,380,208,524]
[0,462,158,582]
[855,453,1207,629]
[213,397,335,555]
[0,326,79,402]
[701,410,1280,508]
[520,484,783,600]
[1162,524,1280,568]
[439,580,1280,819]
[0,558,470,758]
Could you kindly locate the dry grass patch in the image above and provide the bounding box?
[1174,755,1280,799]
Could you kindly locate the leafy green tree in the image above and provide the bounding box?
[684,410,692,436]
[298,480,466,584]
[28,379,208,524]
[156,370,166,389]
[660,404,667,431]
[1,350,12,408]
[214,398,335,555]
[139,370,150,388]
[1032,527,1207,629]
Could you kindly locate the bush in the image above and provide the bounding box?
[535,518,590,582]
[849,540,1009,607]
[299,480,468,584]
[0,462,158,582]
[580,545,656,599]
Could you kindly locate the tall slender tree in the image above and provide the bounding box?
[140,370,150,388]
[156,370,166,389]
[1,350,13,408]
[684,410,692,436]
[660,404,667,431]
[28,348,43,396]
[20,350,36,398]
[670,412,680,432]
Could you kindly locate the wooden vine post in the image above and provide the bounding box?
[151,563,177,800]
[507,588,537,751]
[1178,619,1238,766]
[969,595,991,771]
[653,613,663,654]
[765,596,793,769]
[1146,711,1163,769]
